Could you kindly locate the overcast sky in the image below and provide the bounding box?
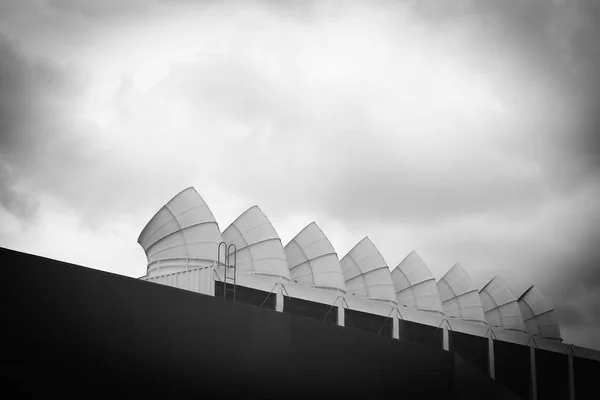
[1,0,599,350]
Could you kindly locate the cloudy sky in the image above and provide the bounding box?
[1,0,599,350]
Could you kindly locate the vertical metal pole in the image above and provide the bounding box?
[223,244,229,298]
[218,242,227,299]
[530,341,538,400]
[227,244,236,302]
[488,335,495,379]
[275,283,284,312]
[208,264,215,296]
[337,300,345,327]
[392,309,399,340]
[568,346,575,400]
[443,321,449,351]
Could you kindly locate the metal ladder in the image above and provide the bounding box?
[217,242,237,301]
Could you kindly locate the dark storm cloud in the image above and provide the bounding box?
[412,0,600,170]
[1,0,599,348]
[406,0,600,345]
[0,35,82,149]
[558,302,589,326]
[0,167,39,220]
[0,34,83,219]
[0,34,190,227]
[542,227,600,327]
[6,0,594,238]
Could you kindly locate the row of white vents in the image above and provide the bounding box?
[138,187,561,341]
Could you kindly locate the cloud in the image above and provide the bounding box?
[135,1,587,228]
[411,0,600,170]
[403,0,600,345]
[0,33,201,228]
[0,34,85,219]
[0,0,599,349]
[47,0,157,19]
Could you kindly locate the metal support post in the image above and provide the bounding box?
[567,345,575,400]
[276,282,284,312]
[486,327,496,379]
[442,320,450,351]
[529,337,538,400]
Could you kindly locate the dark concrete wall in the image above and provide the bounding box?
[494,339,531,400]
[454,353,524,400]
[283,296,337,325]
[574,355,600,400]
[1,247,522,399]
[398,319,443,350]
[215,280,276,309]
[535,349,569,400]
[449,330,489,375]
[344,308,393,337]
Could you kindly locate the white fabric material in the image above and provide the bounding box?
[285,222,346,292]
[437,263,486,323]
[391,251,444,314]
[518,285,562,340]
[340,237,396,303]
[222,206,290,281]
[479,276,526,331]
[138,187,223,276]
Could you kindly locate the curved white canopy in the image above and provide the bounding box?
[437,263,487,323]
[340,237,396,304]
[391,251,444,315]
[284,222,346,293]
[138,187,223,277]
[222,206,290,281]
[518,285,562,340]
[479,276,526,331]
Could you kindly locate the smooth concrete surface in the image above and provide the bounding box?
[494,339,531,399]
[2,247,522,399]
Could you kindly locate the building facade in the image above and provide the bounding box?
[138,187,600,400]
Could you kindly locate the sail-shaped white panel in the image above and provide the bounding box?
[518,285,562,340]
[391,251,444,315]
[437,264,487,323]
[138,187,223,278]
[222,206,290,281]
[340,237,396,304]
[284,222,346,293]
[479,276,526,331]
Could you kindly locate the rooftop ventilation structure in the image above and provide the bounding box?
[138,187,223,278]
[222,206,291,281]
[391,251,444,315]
[284,222,346,293]
[479,276,526,332]
[518,285,562,341]
[340,237,396,304]
[437,263,487,324]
